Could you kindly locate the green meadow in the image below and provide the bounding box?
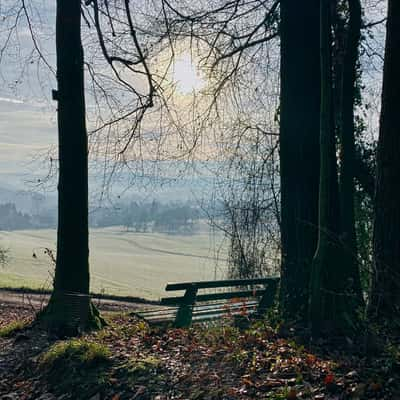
[0,227,228,300]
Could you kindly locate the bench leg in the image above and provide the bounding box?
[257,280,279,317]
[174,286,197,328]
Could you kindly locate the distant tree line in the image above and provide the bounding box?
[91,201,201,235]
[0,203,33,230]
[0,200,200,236]
[0,203,56,231]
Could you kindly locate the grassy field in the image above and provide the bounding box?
[0,227,228,300]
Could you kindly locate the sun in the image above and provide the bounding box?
[172,54,204,94]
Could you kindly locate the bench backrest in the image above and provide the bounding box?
[165,277,278,291]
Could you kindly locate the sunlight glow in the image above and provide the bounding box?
[172,54,204,94]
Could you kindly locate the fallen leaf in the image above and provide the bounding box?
[369,382,382,392]
[324,373,335,385]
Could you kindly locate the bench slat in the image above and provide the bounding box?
[192,304,257,318]
[161,289,265,306]
[144,307,258,325]
[165,277,279,291]
[138,300,258,317]
[137,306,177,313]
[192,309,256,323]
[193,299,258,311]
[144,313,177,320]
[136,309,178,317]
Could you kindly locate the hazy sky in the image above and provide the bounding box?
[0,98,56,177]
[0,0,56,190]
[0,1,206,193]
[0,0,386,195]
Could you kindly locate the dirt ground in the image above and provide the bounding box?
[0,288,151,329]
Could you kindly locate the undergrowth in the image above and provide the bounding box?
[2,312,399,399]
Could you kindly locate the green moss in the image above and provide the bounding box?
[115,355,162,387]
[126,356,161,372]
[0,320,28,337]
[117,319,149,338]
[39,339,111,399]
[40,339,111,368]
[196,324,240,347]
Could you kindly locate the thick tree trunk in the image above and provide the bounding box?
[42,0,103,334]
[55,0,88,298]
[369,0,400,321]
[279,0,321,322]
[310,0,351,335]
[338,0,363,305]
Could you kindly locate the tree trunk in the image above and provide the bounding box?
[42,0,103,334]
[369,0,400,321]
[338,0,363,305]
[309,0,350,335]
[279,0,321,323]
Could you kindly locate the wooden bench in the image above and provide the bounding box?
[135,277,279,328]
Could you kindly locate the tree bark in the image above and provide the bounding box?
[310,0,349,335]
[369,0,400,321]
[42,0,103,334]
[279,0,321,322]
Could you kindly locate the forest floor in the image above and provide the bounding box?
[0,293,400,400]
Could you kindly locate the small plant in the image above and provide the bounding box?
[0,245,10,267]
[266,386,291,399]
[199,324,240,347]
[226,348,248,365]
[124,356,161,375]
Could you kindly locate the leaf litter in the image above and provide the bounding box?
[0,305,399,399]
